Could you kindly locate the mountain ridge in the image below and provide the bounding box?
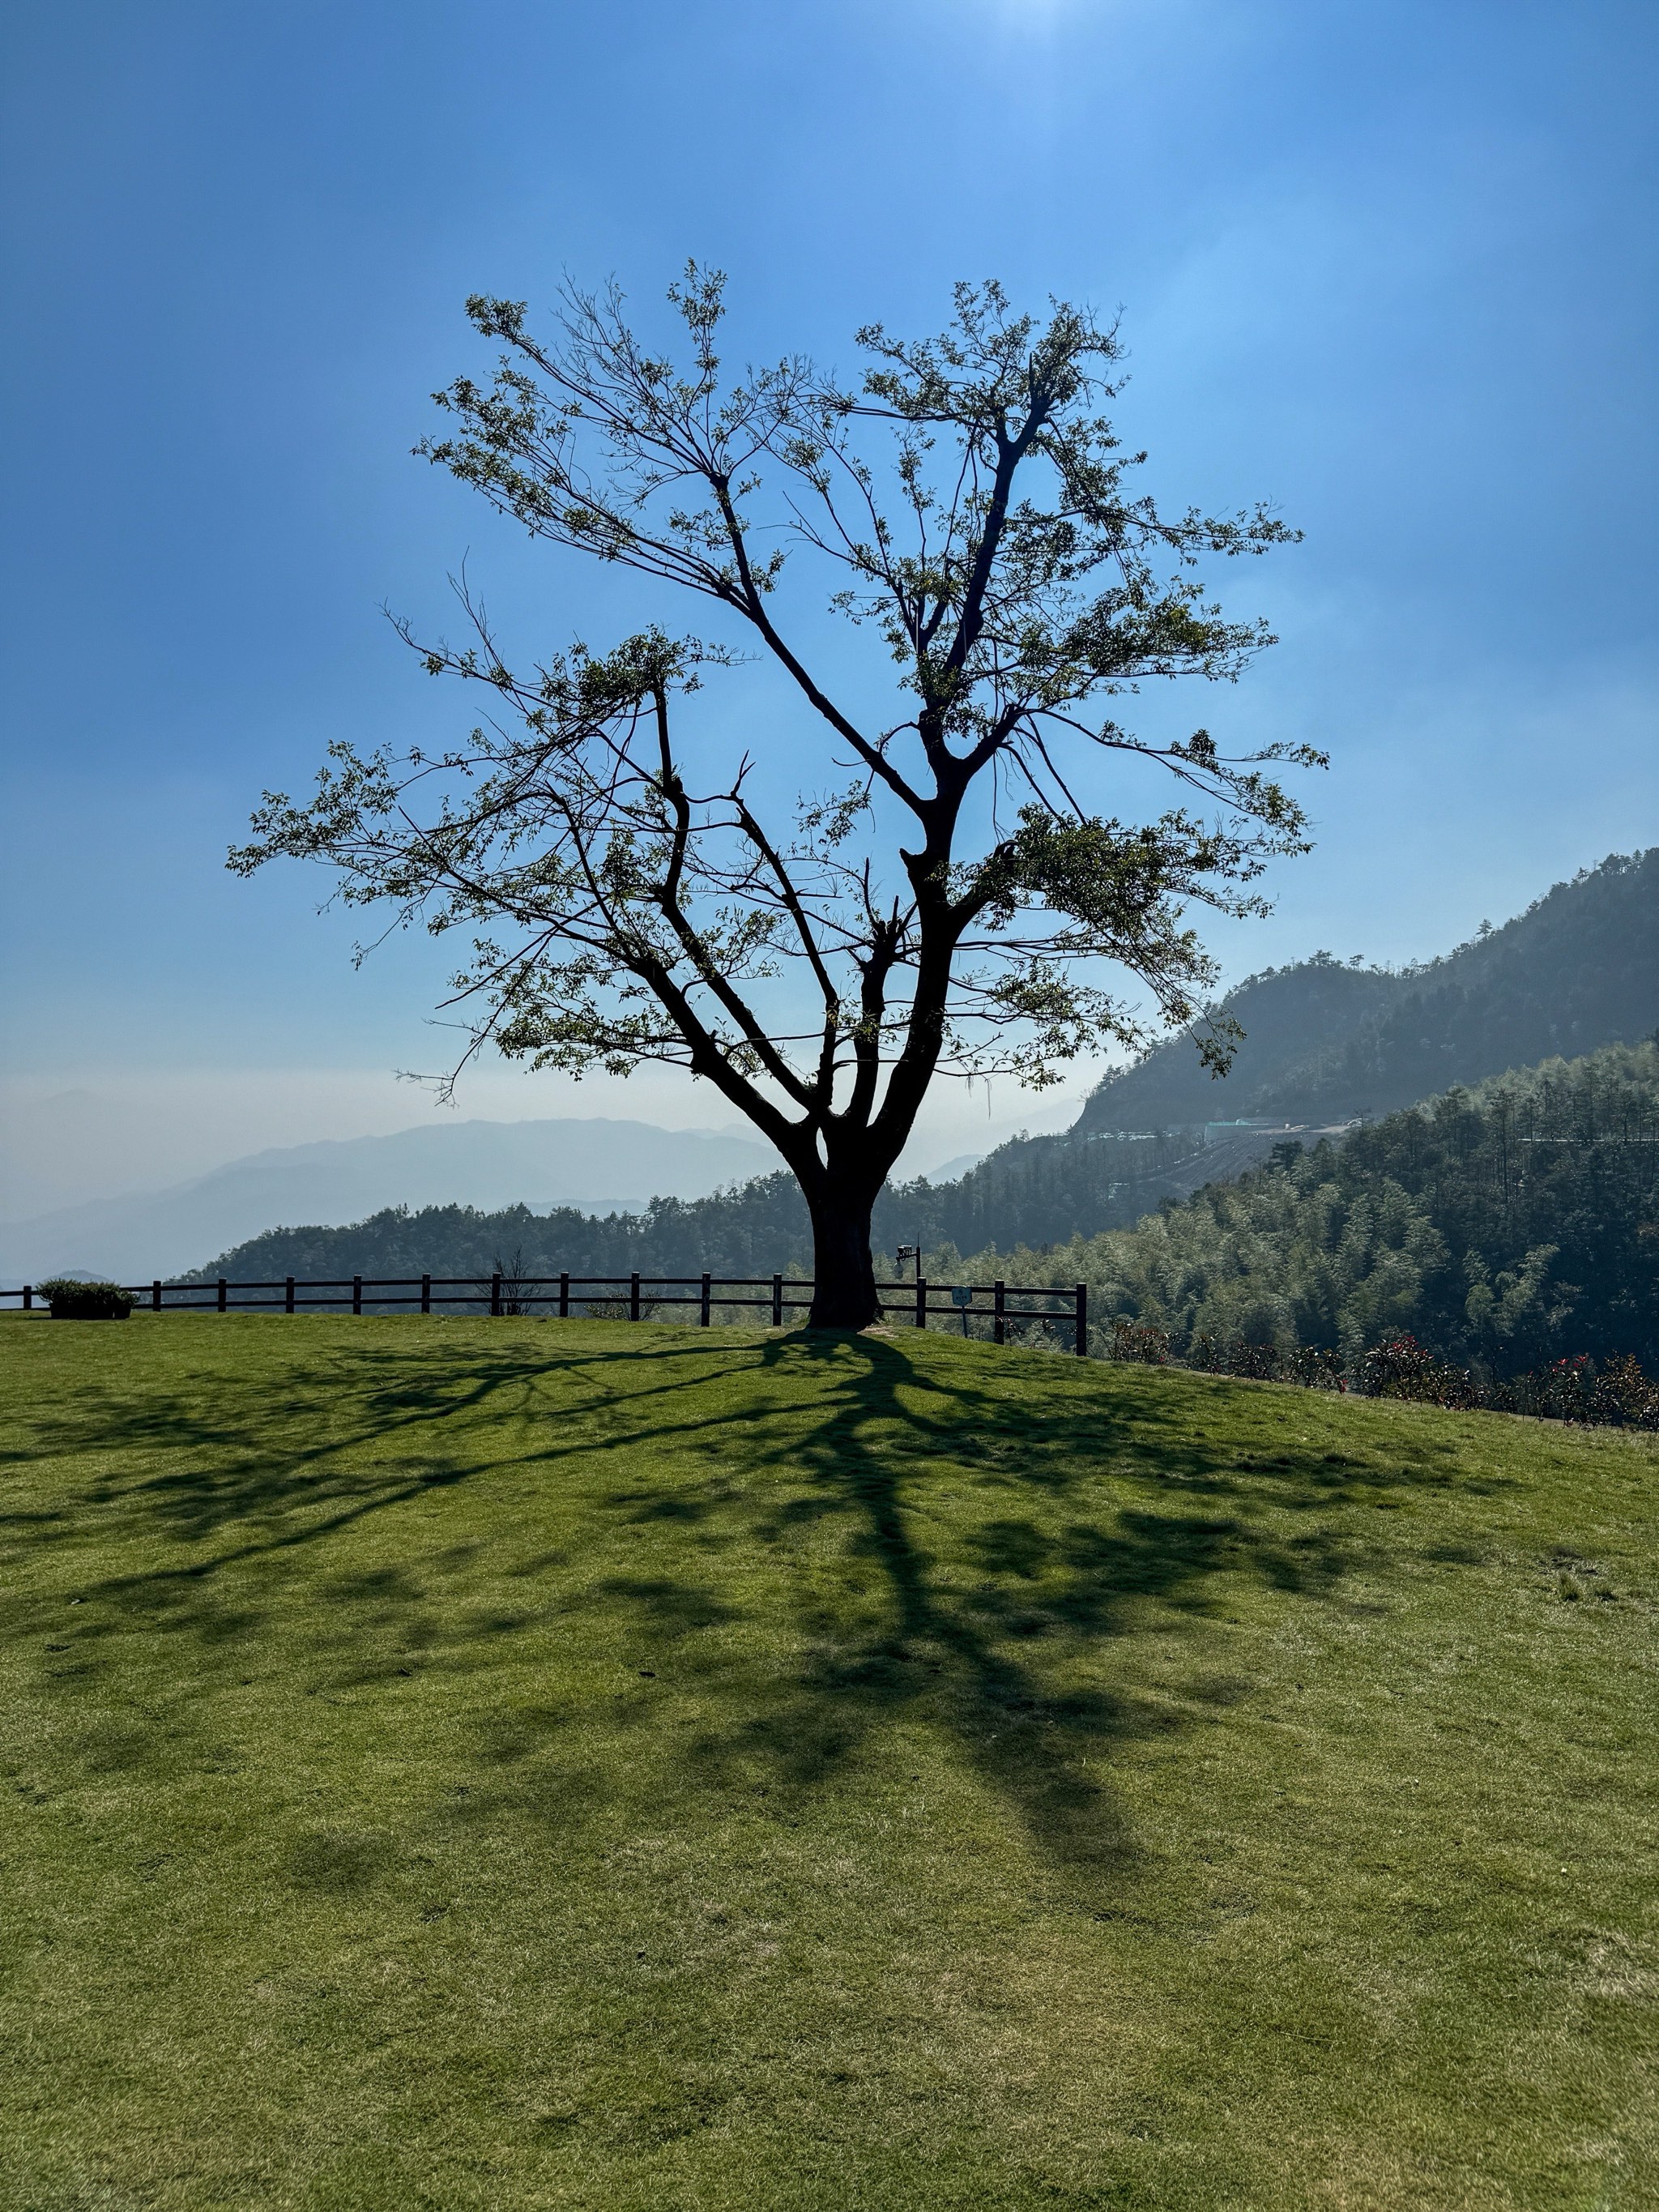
[0,1117,776,1283]
[17,848,1659,1283]
[1076,847,1659,1134]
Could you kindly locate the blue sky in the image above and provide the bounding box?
[2,0,1657,1201]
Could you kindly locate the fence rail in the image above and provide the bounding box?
[1,1271,1088,1352]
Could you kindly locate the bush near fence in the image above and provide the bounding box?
[35,1279,137,1321]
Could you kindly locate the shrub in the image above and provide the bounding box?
[1281,1344,1348,1390]
[1357,1334,1480,1406]
[1184,1334,1346,1388]
[36,1279,136,1321]
[1153,1320,1658,1428]
[488,1249,535,1317]
[1104,1317,1171,1365]
[1589,1354,1659,1428]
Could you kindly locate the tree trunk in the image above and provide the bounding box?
[805,1181,881,1330]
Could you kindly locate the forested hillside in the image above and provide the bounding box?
[198,1041,1659,1378]
[1077,847,1659,1133]
[976,1040,1659,1375]
[192,1128,1210,1284]
[193,1187,811,1288]
[190,849,1659,1286]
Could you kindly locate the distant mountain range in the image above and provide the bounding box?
[0,1117,775,1283]
[1077,847,1659,1134]
[14,848,1659,1285]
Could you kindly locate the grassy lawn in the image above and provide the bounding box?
[2,1316,1657,2210]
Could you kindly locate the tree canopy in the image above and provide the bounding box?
[232,270,1317,1322]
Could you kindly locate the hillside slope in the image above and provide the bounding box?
[69,849,1659,1287]
[3,1317,1657,2206]
[186,1129,1305,1286]
[974,1038,1659,1377]
[1077,846,1659,1134]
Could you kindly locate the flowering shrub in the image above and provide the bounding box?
[1174,1326,1659,1428]
[1358,1335,1480,1407]
[1186,1335,1346,1390]
[1589,1354,1659,1428]
[1281,1345,1348,1390]
[1104,1318,1171,1364]
[1346,1336,1659,1423]
[1485,1354,1659,1428]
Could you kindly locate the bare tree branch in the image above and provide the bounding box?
[233,269,1316,1323]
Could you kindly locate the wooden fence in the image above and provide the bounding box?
[1,1272,1088,1352]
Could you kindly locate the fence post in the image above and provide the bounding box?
[629,1272,641,1323]
[490,1272,502,1318]
[701,1273,711,1327]
[285,1276,295,1316]
[218,1278,228,1314]
[22,1285,31,1312]
[420,1273,430,1315]
[558,1270,569,1320]
[350,1275,361,1316]
[771,1273,783,1327]
[153,1280,162,1313]
[915,1277,928,1330]
[1075,1281,1089,1357]
[993,1280,1005,1345]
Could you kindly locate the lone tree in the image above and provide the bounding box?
[234,271,1320,1327]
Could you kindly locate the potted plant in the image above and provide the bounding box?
[36,1278,137,1321]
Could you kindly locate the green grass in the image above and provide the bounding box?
[2,1317,1657,2210]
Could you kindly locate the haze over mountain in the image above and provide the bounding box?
[193,845,1659,1285]
[1077,848,1659,1135]
[18,846,1659,1288]
[0,1118,774,1285]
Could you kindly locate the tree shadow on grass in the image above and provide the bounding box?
[0,1322,1474,1877]
[568,1327,1398,1873]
